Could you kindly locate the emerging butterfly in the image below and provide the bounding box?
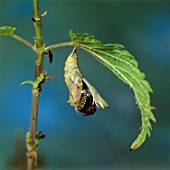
[64,47,109,116]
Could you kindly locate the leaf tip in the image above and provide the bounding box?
[68,29,75,39]
[0,26,16,35]
[129,147,134,152]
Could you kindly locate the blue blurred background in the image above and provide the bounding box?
[0,0,170,169]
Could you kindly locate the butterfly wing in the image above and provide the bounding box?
[82,78,109,109]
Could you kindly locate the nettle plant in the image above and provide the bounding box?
[0,0,156,169]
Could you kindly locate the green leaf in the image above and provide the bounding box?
[0,26,16,35]
[34,73,45,88]
[69,29,156,150]
[20,80,34,86]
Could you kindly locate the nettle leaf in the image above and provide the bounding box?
[69,29,156,150]
[0,26,16,35]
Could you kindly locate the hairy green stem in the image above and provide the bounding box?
[27,0,45,169]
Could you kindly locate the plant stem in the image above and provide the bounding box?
[44,42,74,51]
[10,33,35,52]
[27,0,45,169]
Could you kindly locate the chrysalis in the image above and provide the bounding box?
[64,47,109,116]
[64,48,84,108]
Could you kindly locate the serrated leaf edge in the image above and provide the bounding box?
[69,30,156,150]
